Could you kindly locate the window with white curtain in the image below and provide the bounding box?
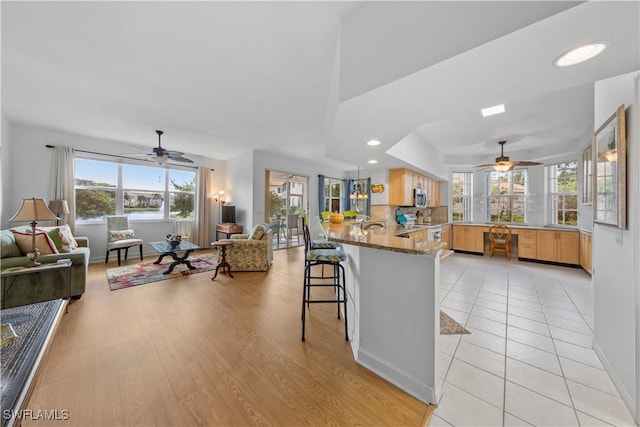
[75,157,196,222]
[451,172,472,222]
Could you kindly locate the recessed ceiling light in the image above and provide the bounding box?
[554,42,607,67]
[481,104,505,117]
[367,139,381,146]
[368,159,378,164]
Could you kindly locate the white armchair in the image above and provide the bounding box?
[105,215,144,266]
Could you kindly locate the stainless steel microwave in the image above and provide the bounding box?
[413,188,427,208]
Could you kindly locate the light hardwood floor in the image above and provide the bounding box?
[25,247,434,426]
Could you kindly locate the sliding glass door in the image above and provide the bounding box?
[265,170,308,249]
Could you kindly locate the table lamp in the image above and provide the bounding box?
[48,199,70,226]
[9,198,60,267]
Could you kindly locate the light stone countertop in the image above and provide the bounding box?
[321,222,446,255]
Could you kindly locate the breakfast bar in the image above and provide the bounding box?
[321,222,446,404]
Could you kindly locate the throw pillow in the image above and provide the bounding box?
[248,223,267,241]
[58,224,79,251]
[36,226,64,252]
[1,230,23,258]
[11,230,58,255]
[37,225,79,253]
[108,229,136,242]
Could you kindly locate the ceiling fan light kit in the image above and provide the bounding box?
[124,130,195,165]
[474,140,542,171]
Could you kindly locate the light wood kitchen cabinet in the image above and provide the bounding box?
[536,230,579,265]
[517,229,537,259]
[580,230,592,274]
[388,168,414,206]
[389,168,440,207]
[452,225,484,253]
[441,223,452,250]
[427,180,440,207]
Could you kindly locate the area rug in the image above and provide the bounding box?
[440,310,470,335]
[106,253,218,291]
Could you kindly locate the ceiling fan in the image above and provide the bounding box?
[474,140,542,172]
[128,130,194,164]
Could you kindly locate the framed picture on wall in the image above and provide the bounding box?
[593,104,626,228]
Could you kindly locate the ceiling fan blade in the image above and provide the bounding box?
[473,163,497,168]
[167,156,194,163]
[513,160,543,166]
[166,150,185,157]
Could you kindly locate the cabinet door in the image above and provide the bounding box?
[518,229,537,258]
[431,180,441,206]
[557,231,579,265]
[388,169,406,206]
[452,225,466,250]
[580,232,588,270]
[586,233,592,274]
[536,230,557,262]
[467,227,485,253]
[441,224,452,249]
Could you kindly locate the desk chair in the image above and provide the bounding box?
[105,215,144,266]
[489,224,512,260]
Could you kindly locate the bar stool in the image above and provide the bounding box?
[301,216,341,249]
[301,223,348,342]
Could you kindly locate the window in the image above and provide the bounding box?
[75,158,196,222]
[323,178,342,213]
[548,161,578,226]
[451,172,472,222]
[582,146,593,204]
[486,170,527,224]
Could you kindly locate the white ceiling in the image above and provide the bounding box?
[2,1,639,175]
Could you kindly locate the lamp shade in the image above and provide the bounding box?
[9,198,60,222]
[48,199,70,215]
[493,162,514,172]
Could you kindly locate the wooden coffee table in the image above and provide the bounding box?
[148,240,202,274]
[211,240,234,280]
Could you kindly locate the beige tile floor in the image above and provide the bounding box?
[432,253,636,427]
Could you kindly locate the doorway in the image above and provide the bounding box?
[265,170,308,249]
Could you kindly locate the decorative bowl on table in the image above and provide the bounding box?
[165,234,182,247]
[329,212,344,224]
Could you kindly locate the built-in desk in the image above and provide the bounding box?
[451,224,580,266]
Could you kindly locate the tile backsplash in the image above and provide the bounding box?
[371,205,448,225]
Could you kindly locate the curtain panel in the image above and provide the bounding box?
[317,174,325,216]
[49,146,76,233]
[194,167,213,247]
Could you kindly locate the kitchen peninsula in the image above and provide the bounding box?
[321,222,446,404]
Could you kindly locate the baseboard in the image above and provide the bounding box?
[357,348,437,404]
[593,339,637,420]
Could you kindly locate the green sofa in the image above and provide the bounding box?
[1,228,90,309]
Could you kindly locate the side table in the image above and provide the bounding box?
[216,223,243,240]
[0,260,72,312]
[211,240,234,280]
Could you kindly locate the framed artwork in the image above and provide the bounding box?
[593,104,626,228]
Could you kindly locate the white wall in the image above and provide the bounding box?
[1,115,11,223]
[250,150,348,228]
[225,152,254,230]
[2,122,224,261]
[592,70,639,420]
